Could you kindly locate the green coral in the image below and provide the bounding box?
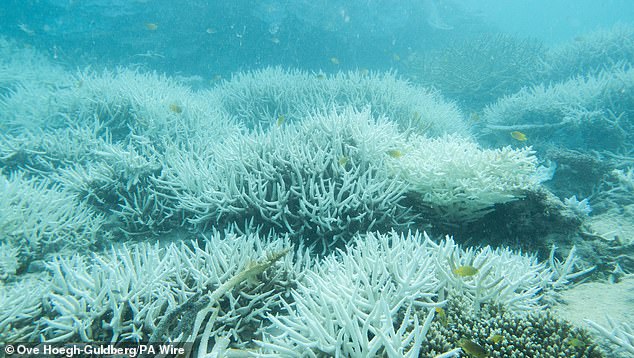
[423,298,605,357]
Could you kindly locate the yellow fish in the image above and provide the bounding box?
[452,265,478,277]
[387,149,403,158]
[435,307,448,326]
[169,103,183,114]
[567,337,585,348]
[458,339,487,358]
[330,57,340,65]
[145,23,158,31]
[316,73,326,80]
[338,156,349,167]
[276,114,285,126]
[488,334,504,344]
[510,131,527,141]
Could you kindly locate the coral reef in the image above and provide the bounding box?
[481,65,634,155]
[255,231,595,356]
[404,34,545,110]
[157,108,417,247]
[586,317,634,356]
[392,134,545,224]
[209,66,469,136]
[30,231,301,344]
[424,298,605,357]
[158,108,545,246]
[0,173,105,270]
[0,40,623,356]
[543,24,634,82]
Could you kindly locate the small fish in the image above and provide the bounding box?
[435,307,448,326]
[338,156,349,167]
[330,57,340,65]
[169,103,183,114]
[470,112,481,122]
[452,265,478,277]
[387,149,403,158]
[206,27,217,34]
[458,338,488,358]
[488,334,504,344]
[145,23,159,31]
[392,53,401,61]
[276,114,285,126]
[212,74,223,81]
[567,337,585,348]
[316,73,326,80]
[270,37,280,44]
[510,131,527,141]
[359,68,369,76]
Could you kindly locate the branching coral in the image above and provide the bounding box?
[543,24,634,82]
[157,108,416,247]
[256,231,592,356]
[0,172,105,269]
[0,274,50,342]
[37,230,303,344]
[481,65,634,154]
[404,33,545,110]
[209,66,468,136]
[392,135,544,223]
[586,316,634,356]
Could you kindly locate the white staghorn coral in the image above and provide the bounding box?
[544,24,634,81]
[0,274,50,342]
[37,230,303,344]
[0,242,20,281]
[392,134,543,223]
[257,231,441,357]
[157,107,544,243]
[256,231,581,356]
[1,229,592,354]
[481,65,634,153]
[157,108,416,246]
[585,316,634,356]
[1,65,239,144]
[0,172,105,267]
[210,66,468,136]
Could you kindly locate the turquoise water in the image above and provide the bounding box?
[1,1,633,357]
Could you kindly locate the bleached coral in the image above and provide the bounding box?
[392,135,543,222]
[210,66,468,136]
[585,317,634,356]
[0,242,20,281]
[157,108,415,246]
[0,274,51,342]
[0,172,105,265]
[0,36,70,95]
[257,231,440,357]
[38,230,303,344]
[563,195,593,217]
[481,65,634,153]
[1,66,239,144]
[544,24,634,81]
[405,33,545,110]
[256,231,584,356]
